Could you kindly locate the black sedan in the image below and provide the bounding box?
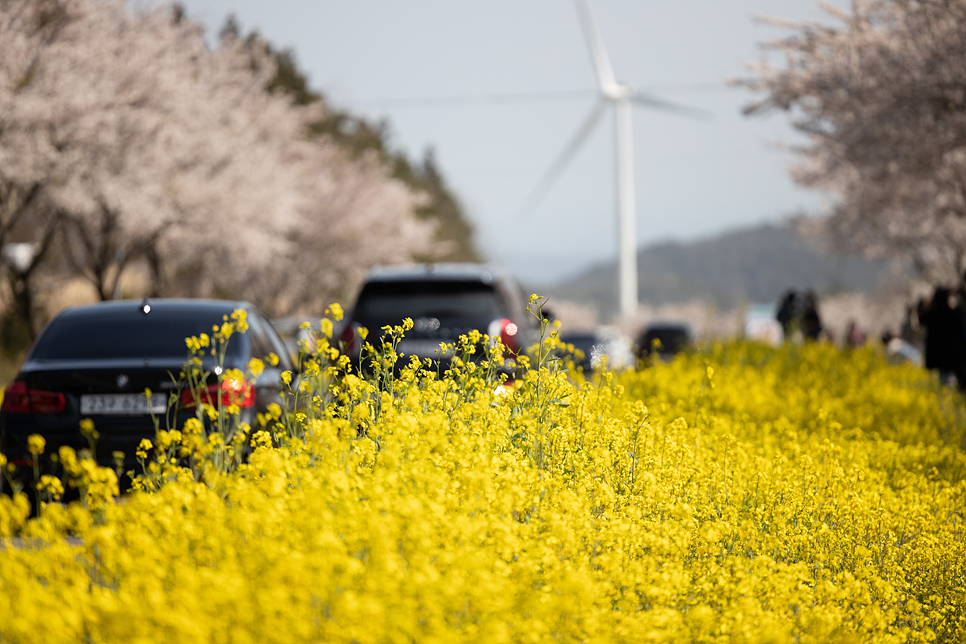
[0,299,294,492]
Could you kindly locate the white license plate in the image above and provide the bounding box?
[80,393,167,415]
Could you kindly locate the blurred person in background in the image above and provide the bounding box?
[881,328,924,366]
[918,286,966,391]
[845,320,866,348]
[776,290,799,341]
[800,291,824,342]
[900,302,926,353]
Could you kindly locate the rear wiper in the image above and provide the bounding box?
[422,309,468,318]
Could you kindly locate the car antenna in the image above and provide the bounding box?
[140,298,151,314]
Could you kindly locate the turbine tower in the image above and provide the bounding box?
[523,0,708,319]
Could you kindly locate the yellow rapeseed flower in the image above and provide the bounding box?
[135,439,151,460]
[26,434,44,456]
[247,358,265,379]
[79,418,97,440]
[1,339,964,644]
[36,475,64,500]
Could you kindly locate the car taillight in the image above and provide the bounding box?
[340,322,358,353]
[488,318,520,353]
[1,381,29,413]
[1,380,66,415]
[180,377,254,409]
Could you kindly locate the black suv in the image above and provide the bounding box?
[342,263,538,372]
[635,321,693,362]
[0,299,294,492]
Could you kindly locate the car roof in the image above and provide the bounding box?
[51,298,252,322]
[364,262,512,284]
[643,321,692,333]
[560,326,625,341]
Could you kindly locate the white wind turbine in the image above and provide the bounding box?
[523,0,709,319]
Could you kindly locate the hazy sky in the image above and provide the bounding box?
[173,0,840,287]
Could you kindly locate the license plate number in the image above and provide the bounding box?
[80,393,167,415]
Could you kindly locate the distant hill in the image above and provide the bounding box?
[546,223,900,312]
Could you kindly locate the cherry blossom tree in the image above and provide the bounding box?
[0,0,436,333]
[741,0,966,286]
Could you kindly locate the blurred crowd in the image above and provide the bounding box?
[776,290,826,343]
[906,286,966,392]
[776,283,966,392]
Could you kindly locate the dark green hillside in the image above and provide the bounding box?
[549,223,899,312]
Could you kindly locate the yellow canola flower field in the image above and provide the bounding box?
[0,338,964,644]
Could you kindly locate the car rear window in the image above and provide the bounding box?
[642,328,690,352]
[30,310,245,361]
[561,334,601,354]
[353,280,507,326]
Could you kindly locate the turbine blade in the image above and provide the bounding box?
[520,100,607,218]
[630,91,713,120]
[574,0,617,92]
